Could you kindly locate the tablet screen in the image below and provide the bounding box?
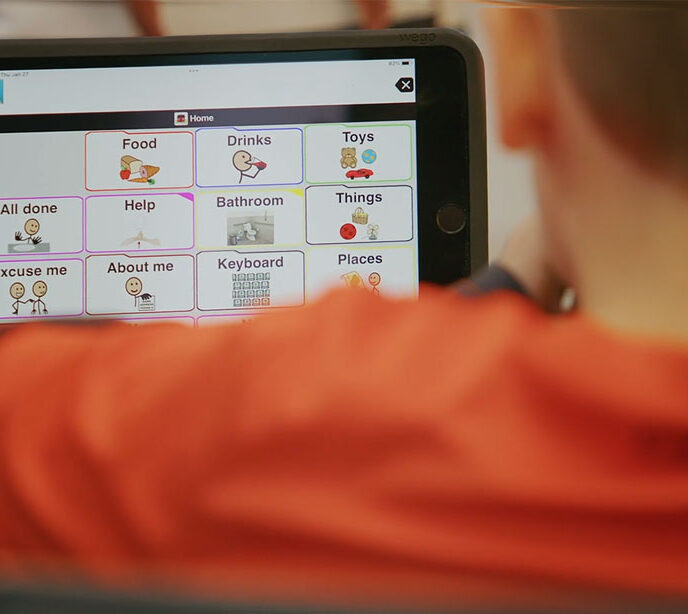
[0,52,419,325]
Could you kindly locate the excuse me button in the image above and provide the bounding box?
[196,250,305,310]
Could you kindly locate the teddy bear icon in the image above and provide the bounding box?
[340,147,357,169]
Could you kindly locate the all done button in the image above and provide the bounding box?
[0,197,83,256]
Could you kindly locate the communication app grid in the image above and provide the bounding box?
[0,57,418,326]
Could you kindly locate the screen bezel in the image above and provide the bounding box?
[0,29,487,286]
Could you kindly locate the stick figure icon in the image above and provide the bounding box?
[125,276,153,309]
[31,280,48,314]
[15,218,43,245]
[368,272,382,296]
[9,282,27,315]
[232,150,267,184]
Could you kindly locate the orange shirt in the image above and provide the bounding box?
[1,287,688,605]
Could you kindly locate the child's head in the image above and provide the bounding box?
[490,5,688,176]
[486,5,688,283]
[554,8,687,182]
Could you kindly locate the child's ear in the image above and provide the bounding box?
[484,9,556,150]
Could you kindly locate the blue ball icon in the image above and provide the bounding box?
[361,149,377,164]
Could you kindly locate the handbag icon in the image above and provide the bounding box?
[352,207,369,225]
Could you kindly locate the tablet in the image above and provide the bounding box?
[0,29,486,325]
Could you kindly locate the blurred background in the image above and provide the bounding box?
[0,0,536,258]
